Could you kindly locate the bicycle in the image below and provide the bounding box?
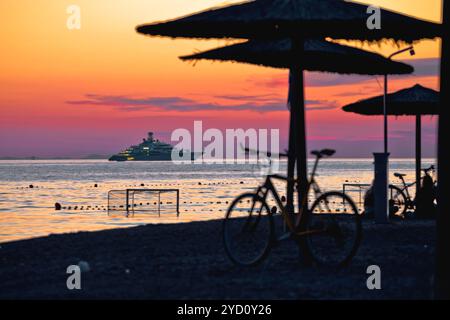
[223,149,362,267]
[389,165,437,217]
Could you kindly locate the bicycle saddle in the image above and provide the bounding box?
[394,173,406,178]
[311,149,336,158]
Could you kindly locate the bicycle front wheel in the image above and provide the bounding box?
[302,191,362,267]
[389,185,407,217]
[223,193,274,267]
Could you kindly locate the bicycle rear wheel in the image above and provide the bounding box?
[301,191,362,267]
[223,193,274,266]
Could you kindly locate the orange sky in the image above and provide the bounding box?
[0,0,442,158]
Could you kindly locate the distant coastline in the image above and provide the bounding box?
[0,154,109,160]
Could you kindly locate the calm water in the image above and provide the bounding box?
[0,159,435,243]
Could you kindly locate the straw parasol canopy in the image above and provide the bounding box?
[342,84,439,191]
[180,38,414,75]
[342,84,439,115]
[136,0,440,42]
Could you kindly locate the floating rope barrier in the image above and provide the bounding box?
[56,194,309,212]
[17,180,258,192]
[25,177,350,216]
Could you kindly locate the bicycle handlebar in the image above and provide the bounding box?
[243,146,335,160]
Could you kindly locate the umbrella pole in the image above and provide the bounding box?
[384,74,388,153]
[291,38,308,215]
[295,70,308,210]
[286,72,297,215]
[436,0,450,299]
[415,115,422,194]
[287,67,307,213]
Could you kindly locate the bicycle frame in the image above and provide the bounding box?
[255,155,324,234]
[394,168,436,204]
[395,179,416,202]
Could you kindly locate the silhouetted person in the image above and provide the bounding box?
[415,175,436,219]
[363,184,375,219]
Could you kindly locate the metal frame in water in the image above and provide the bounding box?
[108,189,180,217]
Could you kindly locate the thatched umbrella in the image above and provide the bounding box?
[136,0,440,216]
[342,84,439,193]
[180,38,413,210]
[180,38,414,74]
[137,0,440,42]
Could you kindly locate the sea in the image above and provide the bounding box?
[0,158,436,243]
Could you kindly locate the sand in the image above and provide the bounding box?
[0,218,436,299]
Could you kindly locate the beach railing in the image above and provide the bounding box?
[108,189,180,217]
[342,183,371,213]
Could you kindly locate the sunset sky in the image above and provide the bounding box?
[0,0,442,158]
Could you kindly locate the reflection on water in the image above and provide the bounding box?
[0,159,435,243]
